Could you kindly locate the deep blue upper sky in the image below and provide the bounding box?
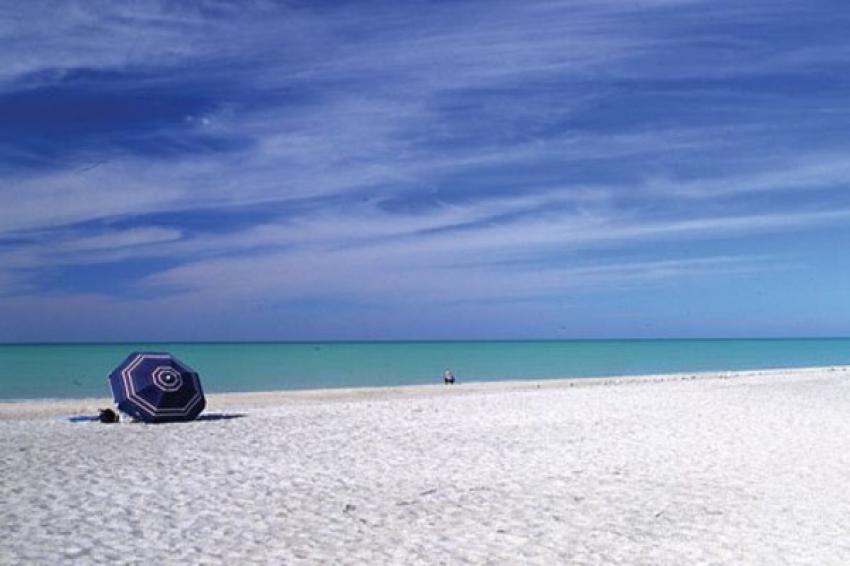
[1,0,849,341]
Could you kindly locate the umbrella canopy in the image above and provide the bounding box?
[108,352,205,423]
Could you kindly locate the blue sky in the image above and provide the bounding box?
[1,0,849,341]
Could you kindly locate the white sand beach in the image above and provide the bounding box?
[3,367,850,564]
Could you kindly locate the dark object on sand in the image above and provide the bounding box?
[108,352,205,423]
[443,369,456,385]
[99,408,119,423]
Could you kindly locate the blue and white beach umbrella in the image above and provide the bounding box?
[108,352,206,423]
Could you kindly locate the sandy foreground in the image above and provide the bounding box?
[3,367,850,564]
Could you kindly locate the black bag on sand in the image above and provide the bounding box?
[99,408,119,423]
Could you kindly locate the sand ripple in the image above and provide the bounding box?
[3,368,850,564]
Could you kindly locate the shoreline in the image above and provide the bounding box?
[3,364,848,421]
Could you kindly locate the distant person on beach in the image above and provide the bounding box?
[443,369,456,385]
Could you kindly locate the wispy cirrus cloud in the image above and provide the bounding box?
[1,0,849,339]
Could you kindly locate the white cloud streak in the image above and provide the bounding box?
[0,0,848,337]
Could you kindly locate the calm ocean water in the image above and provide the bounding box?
[2,339,850,400]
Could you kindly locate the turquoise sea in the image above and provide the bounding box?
[2,339,850,400]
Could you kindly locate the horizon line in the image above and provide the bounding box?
[2,336,850,346]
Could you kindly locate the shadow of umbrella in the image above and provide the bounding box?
[194,413,246,421]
